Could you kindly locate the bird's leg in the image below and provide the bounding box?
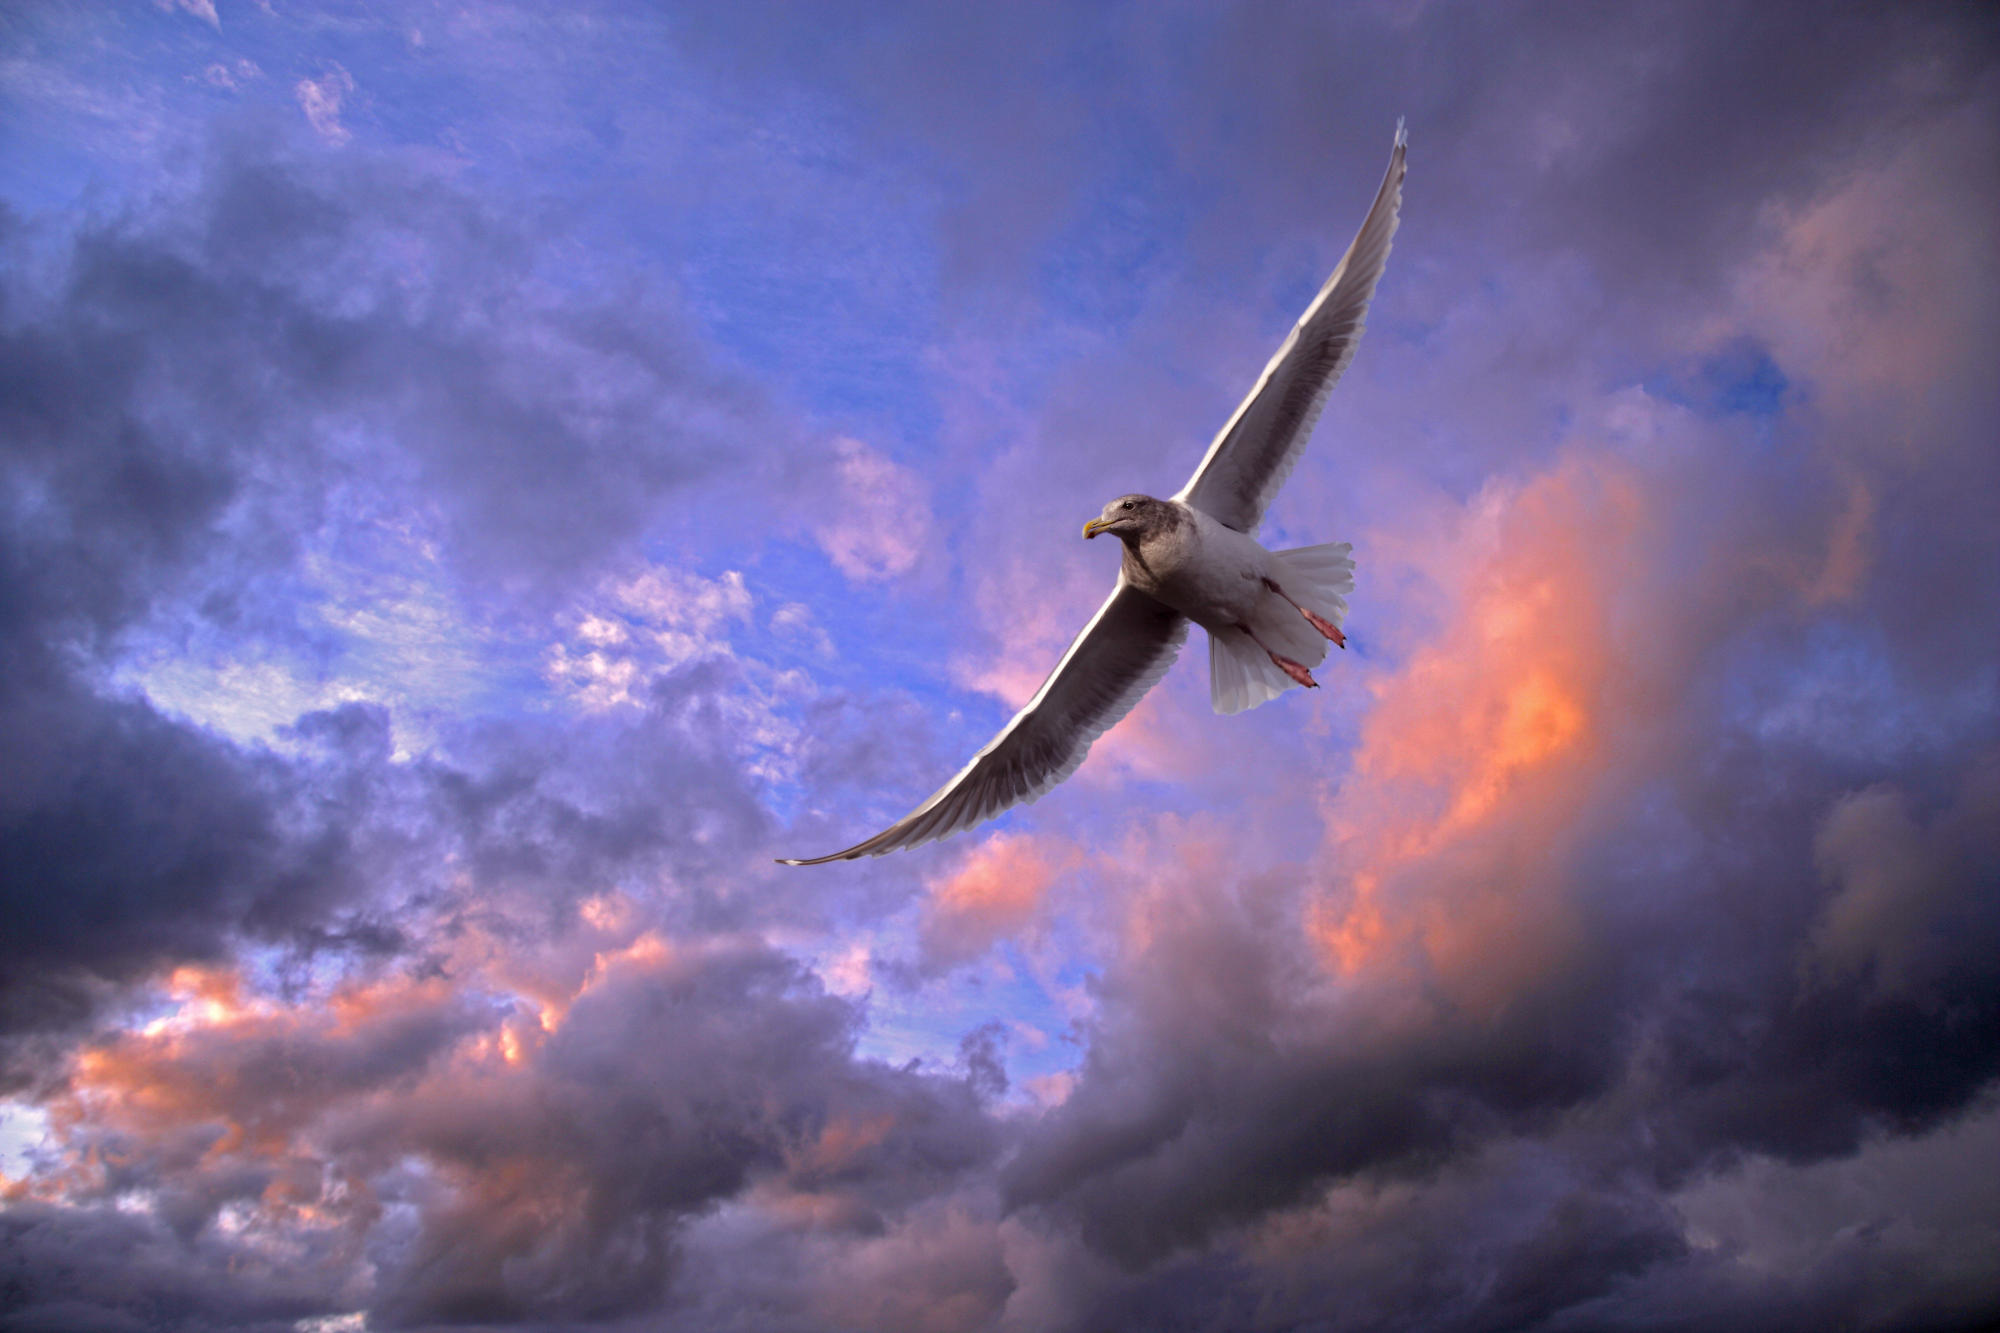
[1235,623,1318,689]
[1264,578,1346,649]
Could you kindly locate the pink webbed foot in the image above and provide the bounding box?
[1271,653,1319,689]
[1302,608,1347,649]
[1264,577,1346,649]
[1236,622,1319,689]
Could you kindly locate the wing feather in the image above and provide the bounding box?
[779,580,1187,864]
[1174,121,1408,533]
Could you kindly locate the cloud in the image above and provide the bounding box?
[200,60,264,93]
[162,0,220,28]
[0,677,373,1049]
[814,436,939,583]
[0,121,803,1052]
[546,565,755,711]
[918,833,1077,972]
[1648,1103,2000,1332]
[2,938,1002,1328]
[294,66,356,145]
[1806,761,2000,999]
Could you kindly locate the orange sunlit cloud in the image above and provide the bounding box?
[918,832,1080,969]
[1309,454,1647,1010]
[21,928,860,1260]
[57,967,478,1164]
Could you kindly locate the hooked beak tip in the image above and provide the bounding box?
[1083,520,1102,539]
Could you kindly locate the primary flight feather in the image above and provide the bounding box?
[782,121,1407,866]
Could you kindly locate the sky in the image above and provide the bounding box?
[1,2,1996,1330]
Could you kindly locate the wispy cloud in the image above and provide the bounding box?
[294,65,355,145]
[814,437,939,583]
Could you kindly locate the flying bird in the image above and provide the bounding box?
[782,121,1407,865]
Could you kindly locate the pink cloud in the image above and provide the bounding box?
[1716,98,1998,428]
[1305,453,1645,1012]
[919,832,1079,970]
[814,437,938,582]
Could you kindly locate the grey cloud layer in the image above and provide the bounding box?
[2,942,1002,1331]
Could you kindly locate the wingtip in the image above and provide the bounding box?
[1394,116,1408,149]
[778,847,866,866]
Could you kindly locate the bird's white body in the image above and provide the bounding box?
[1123,504,1319,660]
[1116,502,1353,715]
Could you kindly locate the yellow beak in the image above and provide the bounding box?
[1083,518,1109,539]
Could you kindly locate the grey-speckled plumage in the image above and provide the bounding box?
[782,121,1404,865]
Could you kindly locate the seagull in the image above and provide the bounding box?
[782,121,1407,865]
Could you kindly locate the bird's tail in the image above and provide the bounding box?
[1206,541,1356,715]
[1271,540,1355,627]
[1209,625,1293,714]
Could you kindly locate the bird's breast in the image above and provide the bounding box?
[1124,517,1269,629]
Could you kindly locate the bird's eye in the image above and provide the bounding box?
[1121,500,1134,511]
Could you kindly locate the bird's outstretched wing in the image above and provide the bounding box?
[779,580,1186,864]
[1174,120,1408,533]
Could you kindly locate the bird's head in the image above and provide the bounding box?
[1083,494,1176,543]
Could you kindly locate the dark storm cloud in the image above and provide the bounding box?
[1000,727,1998,1328]
[0,224,376,1033]
[344,943,992,1326]
[0,679,360,1044]
[0,1200,333,1333]
[999,857,1632,1267]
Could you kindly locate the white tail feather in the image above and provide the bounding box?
[1209,625,1297,714]
[1205,541,1357,715]
[1271,541,1356,625]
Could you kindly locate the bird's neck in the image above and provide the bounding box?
[1119,531,1166,587]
